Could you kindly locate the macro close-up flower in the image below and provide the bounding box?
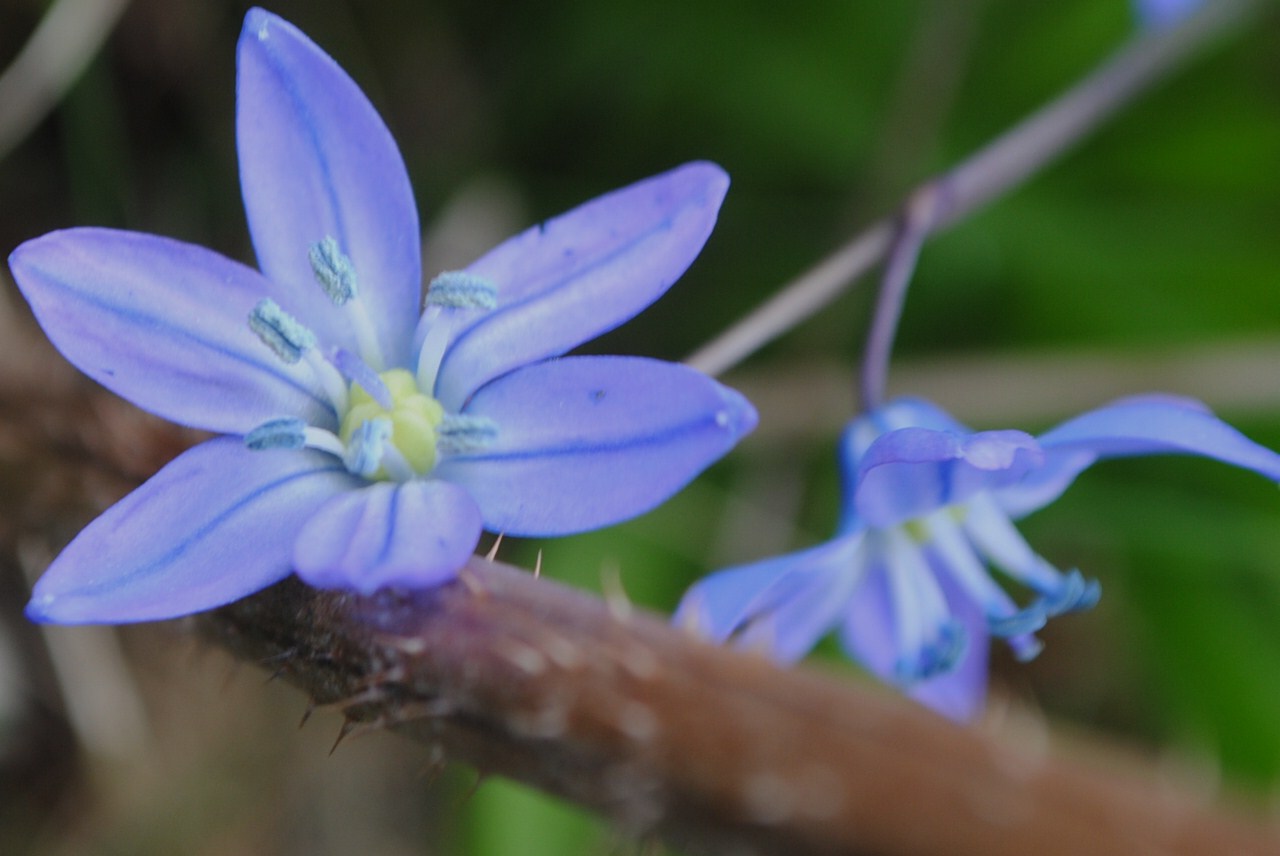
[676,395,1280,720]
[9,8,756,625]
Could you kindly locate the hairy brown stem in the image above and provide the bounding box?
[196,566,1280,856]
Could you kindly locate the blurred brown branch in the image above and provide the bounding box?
[201,562,1280,856]
[2,299,1278,856]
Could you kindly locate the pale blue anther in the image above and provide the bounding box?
[244,417,308,450]
[309,236,358,305]
[344,416,392,477]
[896,619,966,684]
[426,271,499,310]
[331,347,392,409]
[1039,570,1100,616]
[436,414,498,454]
[1008,635,1045,664]
[248,298,316,363]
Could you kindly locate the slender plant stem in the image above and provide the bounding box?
[685,0,1267,379]
[858,186,939,411]
[0,0,132,162]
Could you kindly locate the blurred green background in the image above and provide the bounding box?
[1,0,1279,853]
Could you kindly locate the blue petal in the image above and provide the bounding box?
[293,480,482,594]
[434,163,729,409]
[838,559,898,680]
[734,553,862,663]
[10,229,334,433]
[434,355,756,535]
[674,535,862,662]
[25,438,357,624]
[237,9,420,364]
[999,395,1280,517]
[844,399,970,458]
[853,426,1043,528]
[990,450,1095,520]
[837,398,971,531]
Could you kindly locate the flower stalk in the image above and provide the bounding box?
[685,0,1268,379]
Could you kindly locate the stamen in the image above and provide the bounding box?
[309,237,358,305]
[248,299,315,363]
[426,271,499,310]
[348,303,386,373]
[1038,569,1101,615]
[344,417,393,478]
[962,494,1066,593]
[414,272,499,396]
[914,619,967,681]
[883,529,956,684]
[916,509,1053,663]
[437,414,498,455]
[415,306,450,395]
[245,417,307,450]
[1007,633,1045,663]
[378,443,416,483]
[245,418,345,457]
[302,426,347,458]
[918,509,1044,633]
[987,605,1048,639]
[331,348,392,409]
[303,350,349,416]
[308,236,384,370]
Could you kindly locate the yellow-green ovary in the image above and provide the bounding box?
[339,368,445,478]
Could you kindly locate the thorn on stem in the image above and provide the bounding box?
[601,563,632,622]
[416,743,448,785]
[459,565,488,599]
[485,533,505,562]
[330,718,359,755]
[260,648,298,683]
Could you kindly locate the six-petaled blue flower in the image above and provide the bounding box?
[675,395,1280,720]
[10,9,756,624]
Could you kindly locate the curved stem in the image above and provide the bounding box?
[0,0,132,161]
[858,186,939,411]
[685,0,1266,379]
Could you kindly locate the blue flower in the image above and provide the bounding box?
[676,395,1280,720]
[11,9,756,624]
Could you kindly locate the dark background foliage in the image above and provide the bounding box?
[1,0,1278,852]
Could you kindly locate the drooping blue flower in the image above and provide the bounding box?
[11,8,756,624]
[676,395,1280,720]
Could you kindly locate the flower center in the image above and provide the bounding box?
[340,369,444,479]
[242,237,501,482]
